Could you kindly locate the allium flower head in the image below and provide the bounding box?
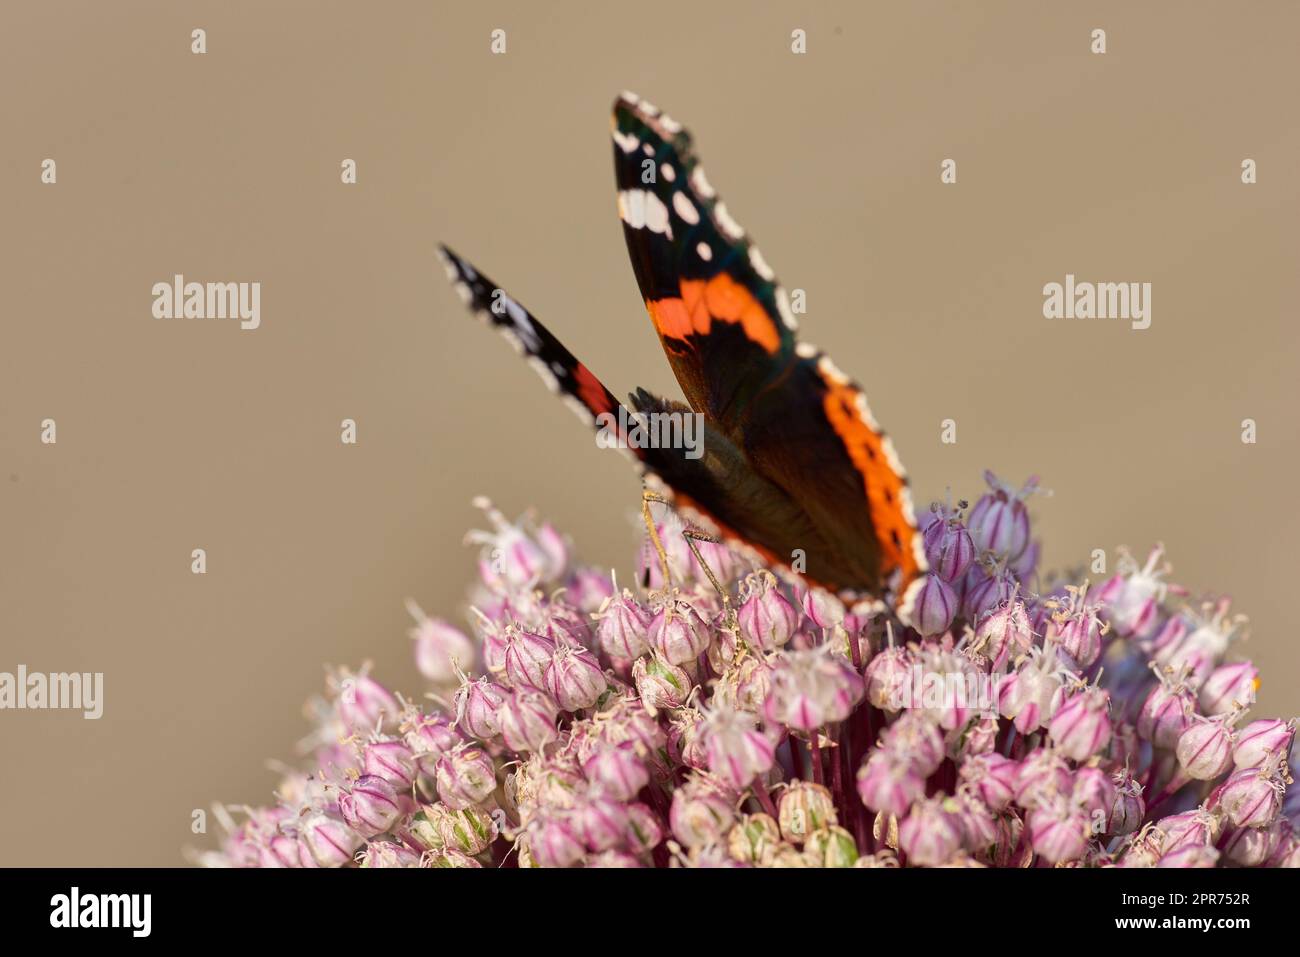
[208,488,1298,870]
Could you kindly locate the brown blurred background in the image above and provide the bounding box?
[1,1,1297,865]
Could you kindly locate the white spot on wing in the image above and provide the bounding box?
[562,395,596,425]
[714,202,745,240]
[613,129,639,154]
[748,246,775,281]
[776,288,799,330]
[854,393,881,432]
[673,191,700,225]
[690,166,716,199]
[619,189,673,239]
[817,355,849,386]
[880,433,906,477]
[696,242,713,261]
[527,356,560,393]
[661,163,675,182]
[795,341,817,358]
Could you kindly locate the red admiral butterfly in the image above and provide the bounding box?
[440,92,927,609]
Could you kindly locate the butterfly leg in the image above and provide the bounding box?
[681,527,737,631]
[641,488,674,591]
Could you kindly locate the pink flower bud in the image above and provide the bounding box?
[588,850,643,868]
[1011,540,1040,582]
[541,601,593,650]
[625,802,663,855]
[799,586,844,629]
[727,813,782,865]
[1014,750,1072,810]
[878,711,946,777]
[899,798,963,866]
[402,710,464,774]
[1137,670,1198,748]
[502,628,557,689]
[1222,824,1280,867]
[699,706,776,790]
[363,736,418,791]
[338,774,402,838]
[967,471,1036,561]
[1265,824,1300,867]
[910,574,958,637]
[497,688,559,753]
[960,753,1019,811]
[359,841,424,868]
[583,743,649,801]
[1218,764,1285,828]
[407,603,475,685]
[453,676,507,741]
[1057,606,1105,669]
[595,589,653,660]
[1157,844,1220,868]
[975,598,1033,670]
[764,649,864,730]
[300,812,364,868]
[659,708,704,772]
[1049,686,1112,762]
[1233,718,1295,770]
[950,791,998,854]
[1027,801,1089,864]
[529,814,585,867]
[1071,767,1117,825]
[1119,825,1165,867]
[648,600,713,665]
[923,503,976,582]
[736,572,799,651]
[951,714,1000,759]
[544,644,607,711]
[857,750,925,818]
[419,803,497,855]
[424,847,484,868]
[632,652,691,712]
[1109,770,1145,837]
[1096,545,1168,641]
[1159,808,1219,854]
[572,795,631,852]
[466,498,565,591]
[566,566,615,613]
[670,779,738,848]
[1176,716,1235,780]
[535,521,570,576]
[778,782,838,844]
[332,668,400,733]
[962,564,1017,625]
[1198,661,1259,716]
[434,746,497,810]
[864,645,912,711]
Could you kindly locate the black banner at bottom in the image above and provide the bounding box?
[0,865,1281,941]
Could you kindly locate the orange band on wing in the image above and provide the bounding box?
[821,379,921,584]
[573,364,615,418]
[646,274,780,354]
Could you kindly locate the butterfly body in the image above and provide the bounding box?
[441,93,927,606]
